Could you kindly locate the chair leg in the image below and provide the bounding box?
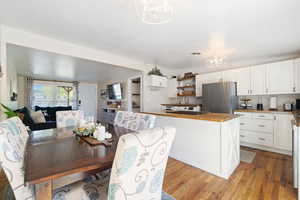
[35,180,52,200]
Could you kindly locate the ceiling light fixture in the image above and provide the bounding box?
[135,0,174,24]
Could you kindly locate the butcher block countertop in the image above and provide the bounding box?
[142,112,238,122]
[161,104,199,107]
[234,109,292,114]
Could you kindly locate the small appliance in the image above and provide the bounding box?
[269,97,277,110]
[256,104,263,111]
[283,104,293,111]
[296,99,300,110]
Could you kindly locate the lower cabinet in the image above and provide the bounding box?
[273,114,293,151]
[235,111,293,154]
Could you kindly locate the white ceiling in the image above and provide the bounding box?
[1,0,300,73]
[7,44,141,83]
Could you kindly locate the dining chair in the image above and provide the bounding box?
[114,111,156,131]
[0,117,33,200]
[107,126,176,199]
[0,117,100,200]
[56,110,84,128]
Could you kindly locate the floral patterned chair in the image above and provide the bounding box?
[0,117,104,200]
[107,126,176,200]
[56,110,84,128]
[114,111,156,131]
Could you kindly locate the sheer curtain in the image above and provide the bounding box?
[24,77,33,108]
[73,81,79,110]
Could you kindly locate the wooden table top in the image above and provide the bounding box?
[25,125,131,185]
[142,112,238,122]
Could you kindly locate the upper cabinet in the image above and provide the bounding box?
[235,67,251,96]
[149,75,168,88]
[251,64,267,95]
[294,58,300,93]
[266,60,294,94]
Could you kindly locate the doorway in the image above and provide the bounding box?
[128,76,142,112]
[78,83,97,120]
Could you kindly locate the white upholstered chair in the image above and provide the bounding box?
[0,117,102,200]
[114,111,156,131]
[56,110,84,128]
[107,126,176,200]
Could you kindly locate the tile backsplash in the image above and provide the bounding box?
[238,94,300,110]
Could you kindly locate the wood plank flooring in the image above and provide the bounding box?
[163,147,297,200]
[0,147,297,200]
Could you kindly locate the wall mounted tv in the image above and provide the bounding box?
[107,83,122,100]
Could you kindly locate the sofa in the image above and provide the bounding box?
[16,106,72,131]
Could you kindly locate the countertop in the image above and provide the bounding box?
[142,112,238,122]
[161,104,199,107]
[234,109,293,114]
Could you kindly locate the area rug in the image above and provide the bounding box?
[240,150,256,163]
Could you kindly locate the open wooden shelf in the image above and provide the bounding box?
[177,74,198,81]
[177,85,195,89]
[177,93,196,97]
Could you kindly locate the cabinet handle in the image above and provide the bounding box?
[258,125,265,128]
[240,123,245,125]
[293,87,296,92]
[266,88,268,93]
[258,115,265,117]
[258,137,266,141]
[240,135,245,138]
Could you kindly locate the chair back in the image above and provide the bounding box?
[0,117,34,200]
[108,127,176,200]
[56,110,84,128]
[114,111,156,131]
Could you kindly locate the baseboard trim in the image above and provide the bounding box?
[240,142,292,156]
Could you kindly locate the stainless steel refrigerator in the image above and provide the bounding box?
[202,82,238,114]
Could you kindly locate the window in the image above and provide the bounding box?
[31,81,76,108]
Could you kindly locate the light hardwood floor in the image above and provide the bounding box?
[0,147,297,200]
[163,147,297,200]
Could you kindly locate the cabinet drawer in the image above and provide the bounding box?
[252,113,274,120]
[239,118,252,130]
[235,112,252,119]
[240,131,273,147]
[251,119,273,133]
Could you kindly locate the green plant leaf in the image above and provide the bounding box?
[1,103,17,118]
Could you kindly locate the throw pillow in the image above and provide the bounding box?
[31,110,46,123]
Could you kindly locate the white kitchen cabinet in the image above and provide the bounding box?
[273,114,293,151]
[294,58,300,93]
[251,64,267,95]
[235,67,251,96]
[149,75,168,88]
[168,78,178,97]
[195,75,204,97]
[266,60,294,94]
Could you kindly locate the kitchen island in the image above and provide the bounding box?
[143,112,240,179]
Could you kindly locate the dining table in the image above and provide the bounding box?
[24,124,132,200]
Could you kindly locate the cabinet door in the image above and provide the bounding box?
[235,67,251,96]
[273,114,293,151]
[168,78,177,98]
[267,60,294,94]
[294,58,300,93]
[251,64,267,95]
[195,75,203,97]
